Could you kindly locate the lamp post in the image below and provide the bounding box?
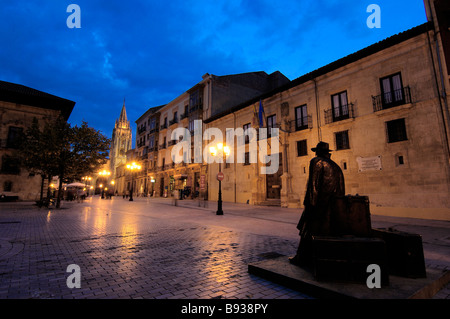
[98,170,111,199]
[110,180,115,197]
[82,176,92,196]
[209,143,230,215]
[126,162,141,201]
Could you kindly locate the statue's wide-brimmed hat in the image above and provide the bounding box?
[311,141,333,153]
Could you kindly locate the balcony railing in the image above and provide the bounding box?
[168,140,176,146]
[159,143,166,149]
[160,123,167,130]
[163,163,175,170]
[137,126,147,134]
[169,118,178,126]
[324,103,354,124]
[180,111,189,120]
[189,104,203,113]
[290,115,312,131]
[372,86,411,112]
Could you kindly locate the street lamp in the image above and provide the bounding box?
[209,143,230,215]
[126,162,141,201]
[98,170,111,199]
[110,180,115,197]
[82,176,92,196]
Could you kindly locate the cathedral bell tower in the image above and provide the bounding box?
[110,100,132,180]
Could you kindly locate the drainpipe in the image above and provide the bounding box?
[313,78,322,142]
[434,34,450,160]
[233,112,237,203]
[425,1,450,163]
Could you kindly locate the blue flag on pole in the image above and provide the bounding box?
[258,99,265,128]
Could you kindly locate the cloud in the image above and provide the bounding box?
[0,0,428,140]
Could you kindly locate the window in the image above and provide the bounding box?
[243,123,251,144]
[149,136,154,149]
[295,105,308,130]
[297,140,308,157]
[381,73,404,107]
[331,91,349,122]
[335,131,350,150]
[387,118,407,143]
[150,118,156,130]
[267,115,276,129]
[244,152,250,165]
[3,181,12,192]
[189,118,195,133]
[7,126,23,149]
[395,153,406,167]
[189,90,202,111]
[267,115,277,138]
[1,155,20,174]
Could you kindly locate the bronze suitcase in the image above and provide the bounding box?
[372,228,426,278]
[333,195,372,237]
[312,235,389,285]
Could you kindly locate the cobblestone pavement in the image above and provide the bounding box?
[0,196,449,300]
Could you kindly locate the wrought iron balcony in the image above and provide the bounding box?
[290,115,312,131]
[137,126,147,134]
[372,86,411,112]
[324,103,354,124]
[189,104,203,113]
[180,111,189,120]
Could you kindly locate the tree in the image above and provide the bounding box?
[19,116,110,208]
[53,118,110,208]
[18,118,60,204]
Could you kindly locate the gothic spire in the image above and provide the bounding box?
[119,98,128,123]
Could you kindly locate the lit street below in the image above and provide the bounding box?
[0,197,449,299]
[0,197,308,299]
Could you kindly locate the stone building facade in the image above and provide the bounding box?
[153,71,289,199]
[134,105,164,196]
[204,1,450,220]
[0,80,74,201]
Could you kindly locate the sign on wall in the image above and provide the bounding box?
[356,156,382,172]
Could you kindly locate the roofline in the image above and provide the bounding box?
[0,80,75,120]
[204,21,433,124]
[135,104,165,123]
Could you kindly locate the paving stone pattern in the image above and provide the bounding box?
[0,199,310,299]
[1,197,449,299]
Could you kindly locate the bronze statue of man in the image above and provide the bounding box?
[290,141,345,267]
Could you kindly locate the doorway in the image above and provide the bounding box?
[266,153,282,199]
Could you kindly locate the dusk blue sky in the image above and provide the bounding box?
[0,1,428,143]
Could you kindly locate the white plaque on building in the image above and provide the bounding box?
[356,156,382,172]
